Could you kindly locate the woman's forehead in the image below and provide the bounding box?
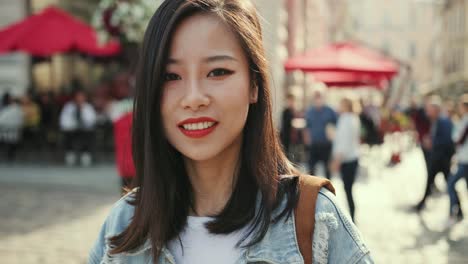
[168,13,244,61]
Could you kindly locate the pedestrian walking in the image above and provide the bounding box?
[330,98,361,222]
[415,96,455,211]
[280,93,295,157]
[0,92,10,110]
[59,89,97,167]
[0,94,24,162]
[406,97,431,174]
[359,99,382,147]
[445,94,468,227]
[38,91,59,150]
[304,91,337,179]
[20,93,41,146]
[88,1,373,263]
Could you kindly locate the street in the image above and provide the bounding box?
[336,147,468,264]
[0,146,467,264]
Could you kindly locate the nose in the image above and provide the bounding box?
[180,79,210,111]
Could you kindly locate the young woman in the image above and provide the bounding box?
[330,98,361,222]
[89,1,373,263]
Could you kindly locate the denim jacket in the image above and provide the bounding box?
[89,188,373,264]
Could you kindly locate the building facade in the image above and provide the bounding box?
[283,0,334,110]
[0,0,30,96]
[345,0,442,102]
[346,0,468,99]
[437,0,468,97]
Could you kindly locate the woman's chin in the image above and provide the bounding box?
[178,148,220,162]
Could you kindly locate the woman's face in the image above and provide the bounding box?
[161,13,256,162]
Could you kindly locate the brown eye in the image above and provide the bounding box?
[164,73,181,82]
[207,68,234,77]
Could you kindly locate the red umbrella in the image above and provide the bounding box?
[0,6,120,56]
[284,42,398,79]
[310,71,387,89]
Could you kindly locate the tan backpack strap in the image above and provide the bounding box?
[294,175,335,264]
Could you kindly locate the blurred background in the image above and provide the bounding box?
[0,0,467,263]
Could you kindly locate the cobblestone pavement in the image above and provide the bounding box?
[0,165,120,263]
[0,146,467,263]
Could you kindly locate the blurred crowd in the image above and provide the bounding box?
[280,91,468,226]
[0,73,134,167]
[1,77,467,226]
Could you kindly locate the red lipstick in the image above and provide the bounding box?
[177,117,218,138]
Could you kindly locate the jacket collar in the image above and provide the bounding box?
[135,191,303,264]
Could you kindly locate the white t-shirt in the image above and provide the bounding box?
[59,102,97,131]
[332,112,361,162]
[167,216,248,264]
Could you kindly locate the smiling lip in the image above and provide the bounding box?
[177,117,218,138]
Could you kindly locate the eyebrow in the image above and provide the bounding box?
[204,55,237,63]
[167,55,238,65]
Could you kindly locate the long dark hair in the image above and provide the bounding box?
[109,0,300,260]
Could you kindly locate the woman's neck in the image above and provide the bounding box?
[184,136,242,216]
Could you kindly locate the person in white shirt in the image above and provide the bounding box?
[446,94,468,227]
[330,98,361,222]
[59,89,96,166]
[0,94,24,162]
[0,95,24,130]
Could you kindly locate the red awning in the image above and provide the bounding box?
[284,42,399,79]
[0,6,120,57]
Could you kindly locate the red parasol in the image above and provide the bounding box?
[0,6,120,57]
[310,71,388,89]
[284,42,399,79]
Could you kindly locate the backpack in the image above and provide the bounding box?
[294,175,335,264]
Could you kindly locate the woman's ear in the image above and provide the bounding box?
[250,84,258,103]
[250,75,259,103]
